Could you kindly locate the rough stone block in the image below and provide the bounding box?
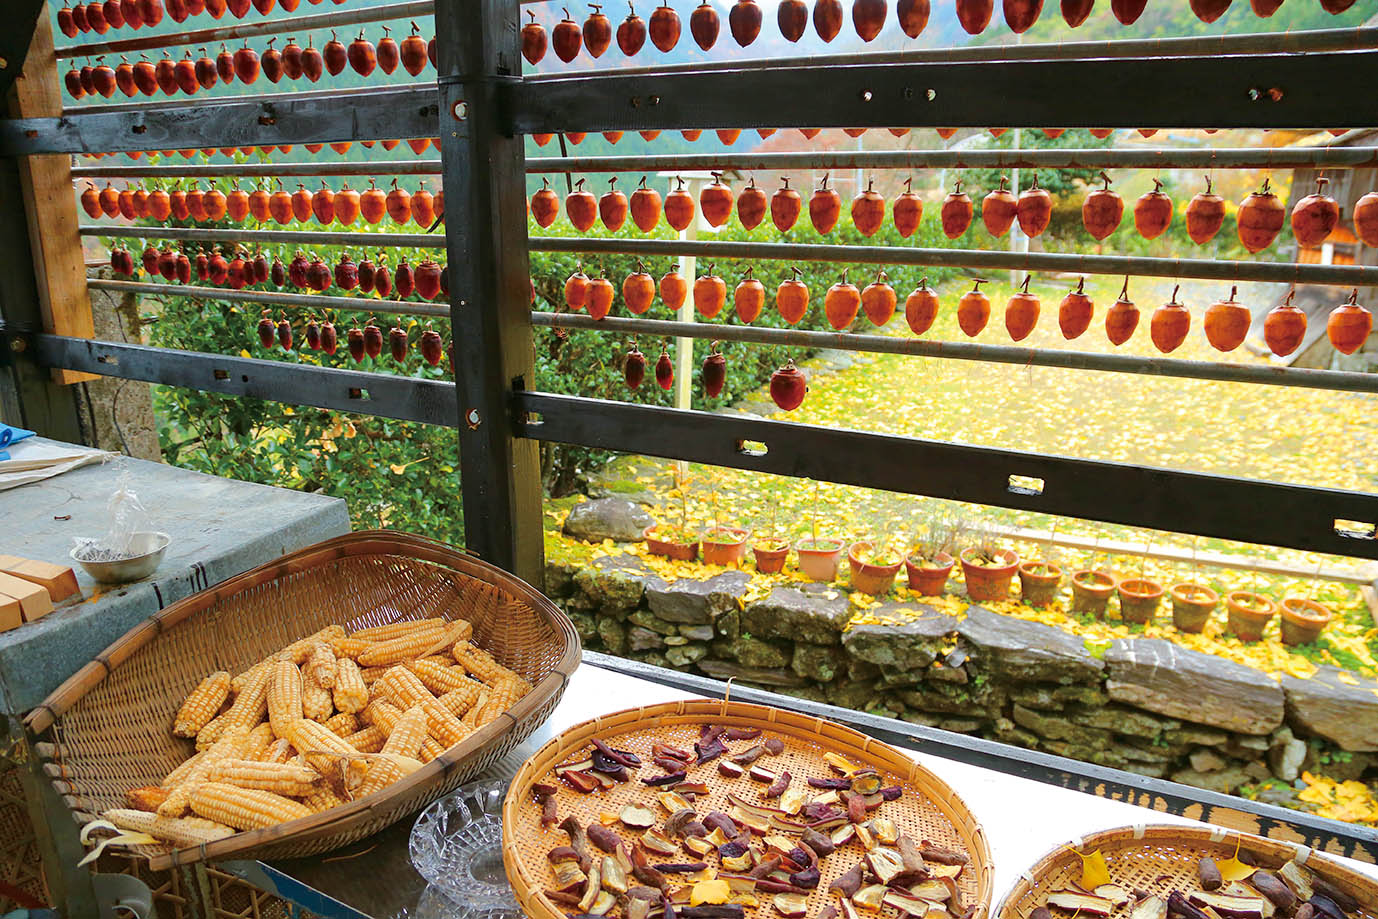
[958,606,1104,685]
[742,586,852,645]
[568,611,598,644]
[667,642,709,667]
[563,497,655,542]
[697,659,809,688]
[646,570,751,624]
[572,554,654,616]
[1189,748,1229,773]
[826,679,881,711]
[543,561,577,600]
[1164,726,1230,747]
[628,626,666,652]
[927,662,969,684]
[1012,704,1114,751]
[713,635,792,669]
[716,609,741,640]
[1169,766,1251,795]
[1068,704,1179,739]
[841,605,957,671]
[1282,665,1378,752]
[792,643,845,682]
[899,680,1006,718]
[628,609,678,637]
[1268,728,1307,782]
[596,614,628,655]
[1105,638,1283,735]
[678,623,716,641]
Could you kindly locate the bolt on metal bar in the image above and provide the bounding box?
[523,147,1378,174]
[530,237,1378,289]
[88,278,450,317]
[524,26,1378,82]
[529,312,1378,395]
[56,1,436,60]
[80,224,446,248]
[72,160,444,180]
[59,82,435,119]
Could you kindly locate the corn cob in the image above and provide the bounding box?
[302,671,333,722]
[379,705,429,759]
[195,713,227,751]
[356,626,452,668]
[303,642,338,689]
[159,728,250,817]
[173,671,232,738]
[349,617,449,641]
[374,665,435,710]
[408,658,483,697]
[359,665,389,684]
[284,718,367,790]
[266,661,304,736]
[221,664,271,734]
[229,659,272,695]
[475,674,528,725]
[360,701,443,761]
[354,753,423,798]
[190,782,312,830]
[436,684,483,719]
[276,625,348,665]
[209,758,321,797]
[261,738,294,764]
[301,785,347,813]
[324,712,358,737]
[162,752,205,788]
[104,808,236,847]
[126,785,170,812]
[243,722,276,761]
[341,725,386,754]
[328,636,374,659]
[451,641,523,686]
[332,658,368,714]
[460,689,490,730]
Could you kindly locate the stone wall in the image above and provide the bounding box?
[547,553,1378,805]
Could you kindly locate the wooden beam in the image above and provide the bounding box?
[6,5,95,385]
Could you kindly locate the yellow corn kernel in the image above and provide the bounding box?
[451,641,523,686]
[162,752,205,788]
[328,636,374,660]
[356,626,451,668]
[332,659,368,714]
[354,753,422,798]
[159,728,250,817]
[104,809,236,847]
[324,712,358,737]
[359,665,389,684]
[243,722,276,761]
[374,665,435,710]
[262,738,293,764]
[341,725,386,754]
[302,671,333,723]
[303,642,338,689]
[285,719,367,790]
[221,664,271,734]
[349,617,449,641]
[301,785,346,814]
[267,661,304,736]
[436,684,483,719]
[380,705,429,759]
[408,659,483,697]
[229,660,272,696]
[361,700,403,733]
[418,736,445,763]
[276,625,348,665]
[173,671,231,738]
[190,782,311,830]
[195,713,227,751]
[475,675,528,725]
[209,758,321,797]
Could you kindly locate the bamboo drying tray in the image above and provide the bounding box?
[503,697,994,919]
[998,824,1378,919]
[25,530,580,868]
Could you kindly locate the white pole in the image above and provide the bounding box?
[674,178,701,413]
[1010,127,1023,288]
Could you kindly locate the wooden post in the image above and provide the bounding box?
[6,5,96,385]
[434,0,544,583]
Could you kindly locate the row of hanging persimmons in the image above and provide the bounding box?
[534,173,1370,253]
[563,261,1374,357]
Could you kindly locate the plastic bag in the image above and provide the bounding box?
[73,470,149,561]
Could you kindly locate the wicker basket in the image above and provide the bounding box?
[997,824,1378,919]
[503,698,995,919]
[25,530,581,869]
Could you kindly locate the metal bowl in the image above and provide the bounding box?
[71,531,170,584]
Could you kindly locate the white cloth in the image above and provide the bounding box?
[0,438,114,491]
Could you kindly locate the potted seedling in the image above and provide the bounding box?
[959,524,1019,603]
[644,464,700,561]
[848,540,903,596]
[699,473,750,566]
[905,512,963,595]
[795,481,844,582]
[1225,590,1276,642]
[1070,568,1116,618]
[1169,582,1219,633]
[1018,539,1063,607]
[1279,596,1333,646]
[1117,576,1165,625]
[752,503,790,574]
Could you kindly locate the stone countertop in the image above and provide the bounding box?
[0,438,351,714]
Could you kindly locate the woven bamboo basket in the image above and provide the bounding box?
[24,530,580,870]
[503,697,994,919]
[997,824,1378,919]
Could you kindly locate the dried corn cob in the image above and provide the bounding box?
[162,752,205,788]
[284,718,367,790]
[475,674,527,725]
[360,701,443,761]
[374,665,435,710]
[349,617,449,641]
[380,705,429,759]
[303,642,338,689]
[436,684,483,719]
[277,625,347,665]
[195,713,227,751]
[356,626,451,668]
[460,689,490,730]
[261,738,294,764]
[190,782,312,830]
[301,785,346,813]
[332,658,368,714]
[266,661,304,736]
[341,725,386,754]
[229,659,271,695]
[209,759,321,797]
[302,671,333,722]
[104,808,236,847]
[324,712,358,737]
[360,666,389,684]
[126,785,170,812]
[221,665,271,734]
[354,753,423,798]
[243,723,276,761]
[173,671,231,738]
[408,658,483,697]
[329,636,374,660]
[451,641,523,686]
[159,728,250,817]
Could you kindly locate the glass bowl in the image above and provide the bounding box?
[408,779,520,919]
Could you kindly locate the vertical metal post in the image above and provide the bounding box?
[434,0,544,583]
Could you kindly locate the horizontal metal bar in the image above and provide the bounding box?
[526,26,1378,81]
[80,224,446,249]
[61,83,428,118]
[524,147,1378,174]
[515,392,1378,562]
[56,1,434,60]
[0,86,437,156]
[585,652,1378,864]
[529,312,1378,395]
[72,160,443,180]
[88,278,451,318]
[507,52,1378,132]
[24,335,456,426]
[530,237,1378,289]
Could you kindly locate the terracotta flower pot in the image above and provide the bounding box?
[959,547,1019,603]
[701,526,750,566]
[1117,577,1164,625]
[752,539,790,574]
[1225,590,1276,642]
[1170,582,1218,633]
[1017,562,1063,607]
[848,541,903,596]
[643,525,699,562]
[904,551,954,595]
[1070,569,1116,618]
[1279,597,1333,646]
[796,538,844,582]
